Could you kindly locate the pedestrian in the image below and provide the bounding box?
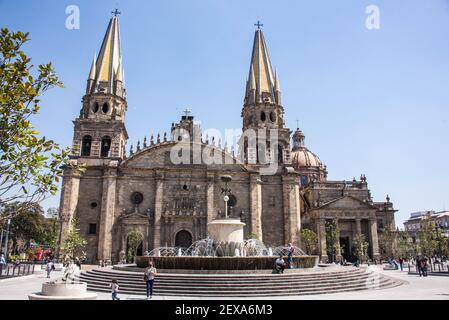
[144,261,157,300]
[45,260,54,278]
[287,243,294,268]
[398,257,404,271]
[275,254,286,274]
[75,258,81,270]
[416,256,422,276]
[110,279,120,300]
[421,258,428,277]
[0,254,6,266]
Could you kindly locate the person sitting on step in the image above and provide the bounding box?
[275,255,286,274]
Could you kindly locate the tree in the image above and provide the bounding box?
[378,228,395,258]
[0,28,71,219]
[352,234,369,263]
[126,231,143,262]
[1,201,45,254]
[418,214,445,257]
[300,228,318,255]
[59,217,87,262]
[325,220,342,262]
[396,231,414,258]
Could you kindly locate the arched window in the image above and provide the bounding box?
[92,102,99,113]
[175,230,193,249]
[101,136,111,157]
[81,135,92,156]
[260,111,266,122]
[102,102,109,114]
[269,111,276,122]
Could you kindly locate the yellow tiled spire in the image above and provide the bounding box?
[88,15,124,96]
[245,26,277,105]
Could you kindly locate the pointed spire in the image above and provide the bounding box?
[245,26,277,105]
[87,14,124,96]
[88,52,97,80]
[274,68,281,92]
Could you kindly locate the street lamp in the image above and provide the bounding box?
[220,175,232,219]
[3,218,11,261]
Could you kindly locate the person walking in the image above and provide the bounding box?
[45,260,54,278]
[398,257,404,271]
[416,256,422,277]
[421,258,428,277]
[110,279,120,300]
[287,243,294,268]
[144,261,157,300]
[75,258,81,270]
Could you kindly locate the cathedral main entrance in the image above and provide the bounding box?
[175,230,193,249]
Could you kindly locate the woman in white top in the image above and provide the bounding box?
[144,261,157,300]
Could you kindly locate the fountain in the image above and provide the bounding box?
[134,175,318,271]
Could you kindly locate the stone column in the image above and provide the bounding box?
[249,174,263,241]
[206,172,215,224]
[282,174,301,246]
[369,218,380,259]
[97,160,119,262]
[153,171,165,250]
[317,218,328,263]
[334,218,342,262]
[355,218,362,235]
[57,160,81,258]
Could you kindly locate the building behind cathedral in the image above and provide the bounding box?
[58,15,397,264]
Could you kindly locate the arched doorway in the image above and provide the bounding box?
[175,230,192,249]
[126,231,143,262]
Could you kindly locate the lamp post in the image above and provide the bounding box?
[3,218,11,261]
[220,175,232,219]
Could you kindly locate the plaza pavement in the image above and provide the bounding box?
[0,265,448,300]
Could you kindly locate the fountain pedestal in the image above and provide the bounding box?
[207,219,245,243]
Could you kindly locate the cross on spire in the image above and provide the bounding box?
[296,119,300,129]
[183,108,192,117]
[112,8,121,16]
[254,20,263,29]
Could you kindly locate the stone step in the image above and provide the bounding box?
[79,279,388,292]
[85,267,365,281]
[83,279,401,297]
[78,271,374,287]
[78,267,404,297]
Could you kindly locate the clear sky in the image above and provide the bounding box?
[1,0,448,227]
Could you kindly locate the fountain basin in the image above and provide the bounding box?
[207,219,245,243]
[28,282,97,300]
[136,256,318,270]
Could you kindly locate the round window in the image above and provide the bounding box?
[131,192,144,205]
[102,102,109,114]
[90,202,98,208]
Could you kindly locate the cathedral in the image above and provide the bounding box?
[58,14,397,264]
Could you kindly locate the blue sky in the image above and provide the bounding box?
[1,0,448,227]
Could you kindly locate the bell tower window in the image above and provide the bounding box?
[92,102,99,113]
[81,135,92,156]
[260,111,266,122]
[102,102,109,114]
[101,136,112,157]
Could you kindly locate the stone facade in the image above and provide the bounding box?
[57,16,396,264]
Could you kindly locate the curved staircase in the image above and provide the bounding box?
[78,266,404,297]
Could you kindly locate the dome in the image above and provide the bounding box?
[291,147,323,169]
[290,128,327,183]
